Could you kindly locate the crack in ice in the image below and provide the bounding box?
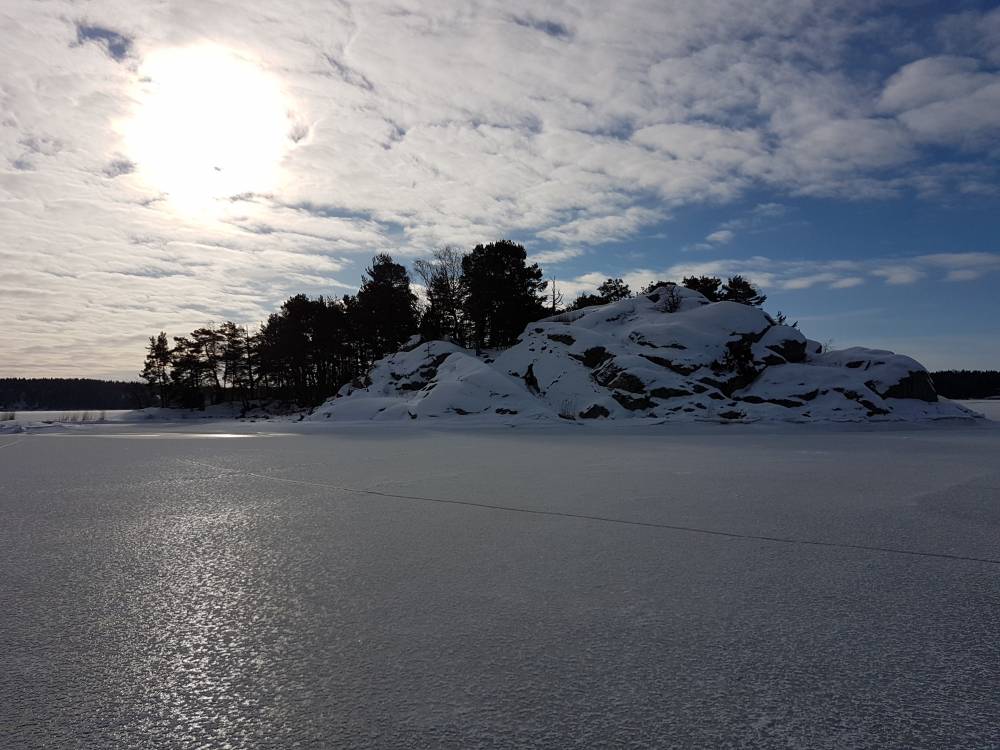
[181,457,1000,567]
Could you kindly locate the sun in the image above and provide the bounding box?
[121,44,295,213]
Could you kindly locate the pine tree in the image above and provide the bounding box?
[639,280,671,295]
[169,336,208,409]
[353,254,419,361]
[219,321,256,409]
[721,275,767,306]
[462,240,547,349]
[312,297,352,398]
[567,278,633,310]
[597,278,631,302]
[140,332,172,406]
[568,292,606,310]
[256,294,322,404]
[190,327,226,403]
[682,275,723,302]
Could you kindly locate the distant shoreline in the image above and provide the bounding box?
[3,371,998,412]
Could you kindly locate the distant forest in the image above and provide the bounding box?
[5,370,993,412]
[928,371,1000,400]
[138,240,771,410]
[0,378,151,410]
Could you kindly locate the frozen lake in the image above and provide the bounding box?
[1,409,134,424]
[2,419,1000,747]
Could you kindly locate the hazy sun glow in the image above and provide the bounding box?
[122,45,293,213]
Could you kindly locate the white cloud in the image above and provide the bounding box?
[2,1,999,375]
[879,57,985,112]
[692,203,796,252]
[782,272,841,290]
[705,229,735,245]
[536,206,666,246]
[528,247,585,265]
[917,251,1000,281]
[879,56,1000,146]
[946,269,980,282]
[751,203,787,218]
[871,265,925,285]
[936,7,1000,66]
[830,276,865,289]
[550,251,1000,298]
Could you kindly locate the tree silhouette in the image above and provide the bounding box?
[354,254,419,361]
[1,378,151,410]
[257,294,330,405]
[568,292,605,310]
[568,277,633,310]
[414,246,466,343]
[169,335,208,409]
[547,277,565,313]
[190,326,226,402]
[462,240,547,348]
[140,332,172,406]
[219,322,256,409]
[682,275,723,302]
[597,278,631,302]
[639,280,671,295]
[721,275,767,306]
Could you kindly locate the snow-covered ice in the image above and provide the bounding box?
[960,399,1000,421]
[0,404,309,434]
[2,417,999,747]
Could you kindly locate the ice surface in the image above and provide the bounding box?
[0,405,309,434]
[959,399,1000,421]
[311,287,976,423]
[2,419,1000,747]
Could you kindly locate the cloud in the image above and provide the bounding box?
[528,247,585,265]
[691,203,795,252]
[751,203,787,218]
[551,251,1000,298]
[870,265,925,285]
[705,229,735,245]
[2,1,999,375]
[879,56,1000,146]
[536,206,666,246]
[830,276,865,289]
[718,202,794,233]
[936,7,1000,66]
[782,272,842,290]
[916,251,1000,281]
[946,269,980,282]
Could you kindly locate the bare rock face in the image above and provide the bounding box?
[879,371,938,402]
[310,285,972,423]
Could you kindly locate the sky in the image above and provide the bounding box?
[2,0,999,379]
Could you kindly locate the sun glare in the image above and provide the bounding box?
[121,45,293,213]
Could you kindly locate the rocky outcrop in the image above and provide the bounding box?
[310,284,974,423]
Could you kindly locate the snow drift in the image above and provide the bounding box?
[310,285,975,423]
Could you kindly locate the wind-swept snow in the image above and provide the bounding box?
[311,285,976,423]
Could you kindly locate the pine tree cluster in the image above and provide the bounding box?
[140,242,769,409]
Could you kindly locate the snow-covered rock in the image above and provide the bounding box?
[310,284,976,423]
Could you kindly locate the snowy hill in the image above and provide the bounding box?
[310,285,977,423]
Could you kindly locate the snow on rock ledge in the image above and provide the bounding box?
[310,285,976,423]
